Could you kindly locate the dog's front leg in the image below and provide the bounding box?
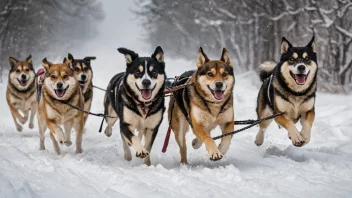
[73,115,84,154]
[21,110,29,124]
[143,127,159,166]
[120,121,149,159]
[28,103,37,129]
[7,101,24,131]
[300,108,315,144]
[275,113,305,147]
[46,119,64,155]
[191,116,223,161]
[218,121,234,155]
[63,120,73,147]
[46,118,65,154]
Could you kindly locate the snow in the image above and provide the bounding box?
[1,57,352,197]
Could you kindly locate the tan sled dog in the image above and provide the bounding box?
[168,48,235,164]
[6,55,37,132]
[37,58,84,155]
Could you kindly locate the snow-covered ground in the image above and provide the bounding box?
[1,56,352,197]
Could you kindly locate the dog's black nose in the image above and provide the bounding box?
[81,74,87,81]
[297,65,306,72]
[142,79,151,87]
[57,82,63,89]
[21,74,26,80]
[215,82,223,89]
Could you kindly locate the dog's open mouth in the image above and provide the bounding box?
[17,79,28,86]
[54,86,69,98]
[290,71,310,85]
[208,86,225,100]
[78,80,87,90]
[136,83,156,100]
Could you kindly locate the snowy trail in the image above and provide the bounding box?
[1,63,352,197]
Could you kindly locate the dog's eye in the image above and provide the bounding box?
[151,71,158,77]
[222,73,228,77]
[16,69,21,73]
[135,71,142,76]
[305,56,310,62]
[83,67,89,71]
[63,74,68,79]
[207,72,214,77]
[51,75,56,79]
[25,69,30,72]
[74,68,80,72]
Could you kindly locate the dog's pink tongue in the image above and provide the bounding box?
[214,90,224,100]
[56,89,65,98]
[295,74,306,85]
[141,89,152,100]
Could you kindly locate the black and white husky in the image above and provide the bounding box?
[103,47,166,165]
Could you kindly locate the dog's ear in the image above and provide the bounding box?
[26,55,32,63]
[83,56,96,64]
[197,47,209,68]
[9,57,18,69]
[63,57,67,63]
[306,36,316,53]
[66,53,74,63]
[117,48,139,64]
[281,37,292,55]
[42,58,52,72]
[151,46,164,63]
[220,48,232,67]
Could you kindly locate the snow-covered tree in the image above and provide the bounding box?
[0,0,104,81]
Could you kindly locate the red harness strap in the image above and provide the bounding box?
[162,98,175,153]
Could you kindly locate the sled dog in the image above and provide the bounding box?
[6,55,37,132]
[37,58,84,155]
[103,46,166,165]
[168,48,235,164]
[63,53,96,125]
[255,36,317,147]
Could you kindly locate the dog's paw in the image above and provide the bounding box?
[39,145,46,151]
[208,149,223,161]
[254,132,265,146]
[29,123,34,129]
[104,127,112,137]
[64,140,72,147]
[16,124,23,132]
[300,130,311,145]
[19,116,28,125]
[76,148,83,154]
[289,132,305,147]
[124,152,132,161]
[54,129,65,144]
[192,138,203,149]
[135,148,149,159]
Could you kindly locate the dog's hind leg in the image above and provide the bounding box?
[255,106,273,146]
[21,110,29,125]
[192,138,203,149]
[104,104,118,137]
[50,131,61,155]
[120,133,132,161]
[143,127,159,166]
[172,116,189,164]
[218,121,234,155]
[63,120,73,147]
[28,104,37,129]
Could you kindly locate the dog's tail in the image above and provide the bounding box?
[258,61,276,82]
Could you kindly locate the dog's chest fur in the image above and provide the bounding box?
[188,86,234,130]
[42,88,82,124]
[7,82,36,110]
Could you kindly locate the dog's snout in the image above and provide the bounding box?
[215,82,223,89]
[142,79,151,87]
[81,74,87,81]
[57,82,63,89]
[21,74,26,80]
[297,65,306,72]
